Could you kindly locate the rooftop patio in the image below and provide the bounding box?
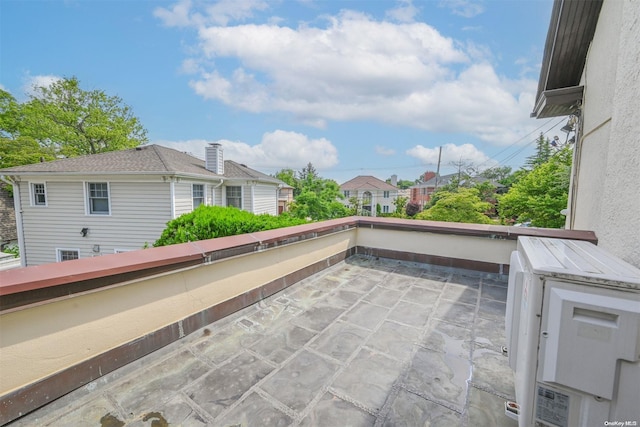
[0,217,597,426]
[9,254,516,426]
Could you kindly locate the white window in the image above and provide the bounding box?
[344,190,350,198]
[57,248,79,262]
[226,186,242,208]
[192,184,204,209]
[383,205,389,213]
[31,183,47,206]
[383,191,390,198]
[87,182,110,215]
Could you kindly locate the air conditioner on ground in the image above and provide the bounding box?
[505,237,640,427]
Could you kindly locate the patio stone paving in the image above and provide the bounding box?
[9,255,516,426]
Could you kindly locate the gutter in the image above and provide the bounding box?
[0,175,26,267]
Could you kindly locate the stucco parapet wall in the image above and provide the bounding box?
[356,216,598,242]
[0,216,596,310]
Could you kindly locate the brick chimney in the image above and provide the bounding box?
[205,143,224,175]
[423,171,436,182]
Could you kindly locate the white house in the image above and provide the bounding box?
[339,175,399,216]
[0,143,289,266]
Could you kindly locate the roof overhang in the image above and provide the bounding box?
[532,0,603,119]
[531,85,584,118]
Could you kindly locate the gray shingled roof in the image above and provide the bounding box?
[340,175,398,191]
[0,145,283,184]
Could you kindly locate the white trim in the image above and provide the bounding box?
[170,181,176,219]
[84,181,112,216]
[9,179,27,267]
[56,248,80,262]
[28,182,48,207]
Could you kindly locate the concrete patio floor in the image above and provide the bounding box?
[10,255,517,426]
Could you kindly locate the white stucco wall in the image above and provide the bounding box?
[571,0,640,268]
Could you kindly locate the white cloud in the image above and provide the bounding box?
[158,3,540,145]
[154,129,338,170]
[439,0,484,18]
[22,74,62,98]
[154,0,269,27]
[376,146,396,156]
[386,0,420,23]
[406,143,497,169]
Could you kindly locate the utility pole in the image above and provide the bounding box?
[434,146,442,191]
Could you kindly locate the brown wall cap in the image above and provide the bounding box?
[0,216,595,302]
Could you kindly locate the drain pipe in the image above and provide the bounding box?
[0,175,26,267]
[212,179,224,205]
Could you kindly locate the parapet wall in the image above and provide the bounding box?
[0,217,596,425]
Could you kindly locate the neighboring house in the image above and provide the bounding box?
[277,185,294,214]
[531,0,639,267]
[0,183,17,250]
[0,143,289,267]
[410,172,504,208]
[339,175,398,216]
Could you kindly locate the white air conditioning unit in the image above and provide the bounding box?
[505,237,640,427]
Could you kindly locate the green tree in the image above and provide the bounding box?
[1,90,56,167]
[480,166,512,184]
[274,168,298,193]
[348,196,362,215]
[417,188,493,224]
[392,195,408,214]
[499,168,529,189]
[285,163,349,220]
[385,178,414,189]
[1,77,147,159]
[525,133,552,170]
[498,147,572,228]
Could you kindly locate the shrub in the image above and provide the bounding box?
[154,206,308,247]
[405,202,421,217]
[2,243,19,258]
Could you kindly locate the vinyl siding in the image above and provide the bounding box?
[243,185,252,212]
[212,186,223,207]
[174,182,193,216]
[253,185,278,215]
[19,180,172,266]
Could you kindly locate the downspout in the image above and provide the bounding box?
[169,180,176,219]
[212,179,224,206]
[0,175,26,267]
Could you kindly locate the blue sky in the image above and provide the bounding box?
[0,0,562,184]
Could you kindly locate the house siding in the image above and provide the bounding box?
[19,180,171,266]
[174,182,193,216]
[253,185,278,215]
[571,0,640,267]
[212,186,222,207]
[243,185,252,212]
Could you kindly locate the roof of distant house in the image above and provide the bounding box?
[340,175,398,191]
[0,144,285,185]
